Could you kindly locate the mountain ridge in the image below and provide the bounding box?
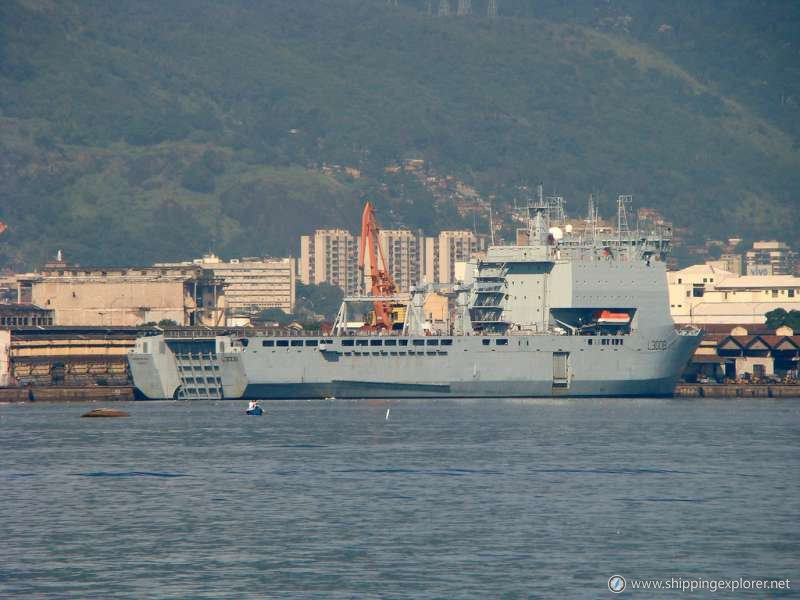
[0,0,798,269]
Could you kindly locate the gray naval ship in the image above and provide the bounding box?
[129,195,702,400]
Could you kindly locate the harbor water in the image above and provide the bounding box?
[1,398,798,598]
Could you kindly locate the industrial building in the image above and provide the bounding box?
[0,303,54,327]
[17,263,225,327]
[668,264,800,325]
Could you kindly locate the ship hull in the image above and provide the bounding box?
[240,376,680,399]
[221,327,701,400]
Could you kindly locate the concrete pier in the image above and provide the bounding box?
[0,386,135,402]
[675,384,800,398]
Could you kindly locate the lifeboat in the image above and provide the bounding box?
[596,310,631,324]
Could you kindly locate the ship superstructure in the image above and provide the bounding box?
[129,192,701,399]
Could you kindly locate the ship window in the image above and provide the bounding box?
[602,339,609,345]
[356,339,368,346]
[772,289,779,298]
[240,338,249,347]
[426,339,439,346]
[789,289,795,298]
[385,339,397,346]
[413,339,425,346]
[291,340,303,347]
[305,340,318,347]
[482,339,490,345]
[587,339,593,345]
[262,340,274,347]
[370,339,383,346]
[399,339,408,346]
[276,340,289,347]
[342,339,354,346]
[323,339,333,344]
[496,339,508,345]
[441,339,453,346]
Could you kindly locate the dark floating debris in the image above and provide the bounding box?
[81,408,130,418]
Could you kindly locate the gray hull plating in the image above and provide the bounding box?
[222,326,700,400]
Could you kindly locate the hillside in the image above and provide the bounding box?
[0,0,798,269]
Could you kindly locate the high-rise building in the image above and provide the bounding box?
[436,231,487,284]
[378,229,423,292]
[300,230,361,295]
[745,241,795,276]
[300,229,486,294]
[193,255,296,316]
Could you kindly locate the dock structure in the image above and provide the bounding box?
[675,384,800,398]
[1,326,154,387]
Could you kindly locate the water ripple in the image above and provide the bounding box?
[72,471,190,478]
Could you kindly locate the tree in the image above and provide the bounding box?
[256,307,292,325]
[295,282,344,321]
[765,308,800,332]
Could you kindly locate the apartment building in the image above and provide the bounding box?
[300,229,361,295]
[300,229,487,294]
[434,231,487,284]
[378,229,424,293]
[191,255,296,316]
[745,241,795,276]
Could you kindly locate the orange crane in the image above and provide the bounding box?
[358,201,400,330]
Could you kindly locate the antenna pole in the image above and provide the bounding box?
[489,201,495,246]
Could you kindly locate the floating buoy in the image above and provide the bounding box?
[82,408,130,418]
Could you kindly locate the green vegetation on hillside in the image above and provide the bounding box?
[0,0,798,269]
